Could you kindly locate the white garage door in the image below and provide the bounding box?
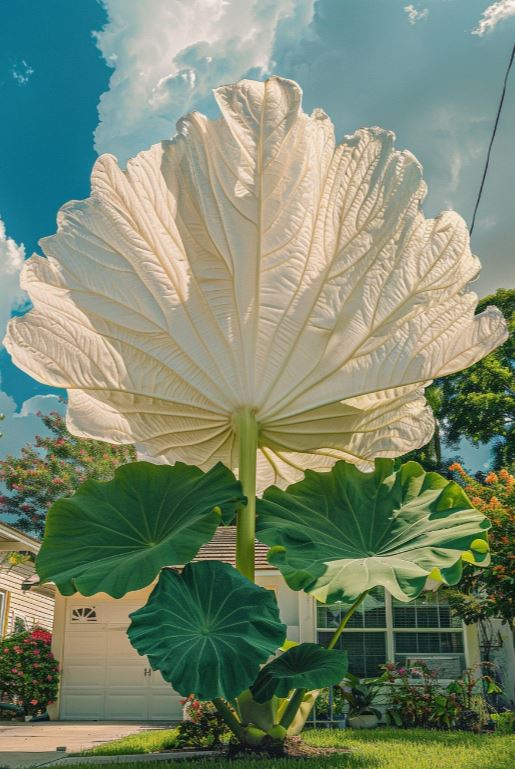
[60,598,182,720]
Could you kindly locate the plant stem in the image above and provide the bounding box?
[327,590,370,650]
[277,592,372,732]
[235,408,258,582]
[212,698,245,741]
[279,687,307,730]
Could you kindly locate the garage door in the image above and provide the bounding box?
[59,598,182,720]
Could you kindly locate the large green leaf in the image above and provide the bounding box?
[127,560,286,701]
[36,461,244,597]
[251,643,348,703]
[257,460,490,604]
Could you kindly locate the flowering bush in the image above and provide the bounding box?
[447,464,514,626]
[0,629,59,716]
[178,695,226,747]
[0,410,136,535]
[381,661,500,731]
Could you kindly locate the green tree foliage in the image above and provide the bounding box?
[445,463,514,629]
[0,410,136,536]
[405,288,514,471]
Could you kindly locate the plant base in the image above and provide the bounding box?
[227,736,352,759]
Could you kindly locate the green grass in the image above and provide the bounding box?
[74,727,515,768]
[77,728,179,755]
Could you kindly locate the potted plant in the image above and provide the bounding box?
[342,673,387,729]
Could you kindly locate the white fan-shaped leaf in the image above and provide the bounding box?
[4,77,507,489]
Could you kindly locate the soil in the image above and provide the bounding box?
[227,736,352,759]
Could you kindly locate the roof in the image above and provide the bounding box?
[0,521,41,555]
[193,526,274,570]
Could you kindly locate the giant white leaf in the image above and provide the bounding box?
[4,77,507,489]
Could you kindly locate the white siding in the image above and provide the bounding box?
[0,562,54,636]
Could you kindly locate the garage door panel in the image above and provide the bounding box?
[61,693,105,720]
[148,692,183,720]
[61,597,183,720]
[107,662,147,687]
[66,631,106,656]
[106,694,147,720]
[62,663,105,687]
[107,628,142,657]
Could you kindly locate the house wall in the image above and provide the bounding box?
[0,562,54,636]
[51,570,309,721]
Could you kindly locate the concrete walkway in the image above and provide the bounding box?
[0,722,168,768]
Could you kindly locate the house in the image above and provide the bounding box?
[0,521,54,636]
[47,526,514,722]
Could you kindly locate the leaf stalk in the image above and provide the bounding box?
[235,408,258,582]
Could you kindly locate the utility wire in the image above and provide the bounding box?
[469,42,515,236]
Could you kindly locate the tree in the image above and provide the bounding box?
[445,463,514,635]
[441,289,514,469]
[0,409,136,536]
[405,288,514,472]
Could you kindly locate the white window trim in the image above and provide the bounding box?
[315,590,468,677]
[0,589,7,636]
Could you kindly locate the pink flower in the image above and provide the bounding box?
[30,699,38,705]
[11,668,18,673]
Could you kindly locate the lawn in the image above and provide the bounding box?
[76,727,515,768]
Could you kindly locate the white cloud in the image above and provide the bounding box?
[11,60,34,86]
[472,1,515,36]
[404,4,429,25]
[94,0,314,164]
[0,388,65,460]
[0,218,27,345]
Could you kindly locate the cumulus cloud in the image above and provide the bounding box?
[404,5,429,25]
[0,218,27,344]
[472,1,515,36]
[0,220,61,460]
[0,389,65,460]
[94,0,314,164]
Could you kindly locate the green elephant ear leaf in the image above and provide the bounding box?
[127,560,286,701]
[256,459,490,604]
[36,461,245,597]
[251,643,348,703]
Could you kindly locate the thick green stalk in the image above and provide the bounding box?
[279,687,307,730]
[279,591,371,731]
[327,590,370,650]
[212,698,245,741]
[235,408,258,582]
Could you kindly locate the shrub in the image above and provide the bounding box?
[381,661,499,731]
[177,695,226,748]
[0,628,59,716]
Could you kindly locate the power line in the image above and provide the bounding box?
[469,42,515,237]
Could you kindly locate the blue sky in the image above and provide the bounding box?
[0,0,513,468]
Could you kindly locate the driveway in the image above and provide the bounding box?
[0,722,169,768]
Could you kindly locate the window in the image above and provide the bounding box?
[392,591,465,675]
[317,589,465,679]
[317,588,387,678]
[71,607,97,623]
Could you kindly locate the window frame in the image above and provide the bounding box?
[0,589,9,637]
[315,590,468,680]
